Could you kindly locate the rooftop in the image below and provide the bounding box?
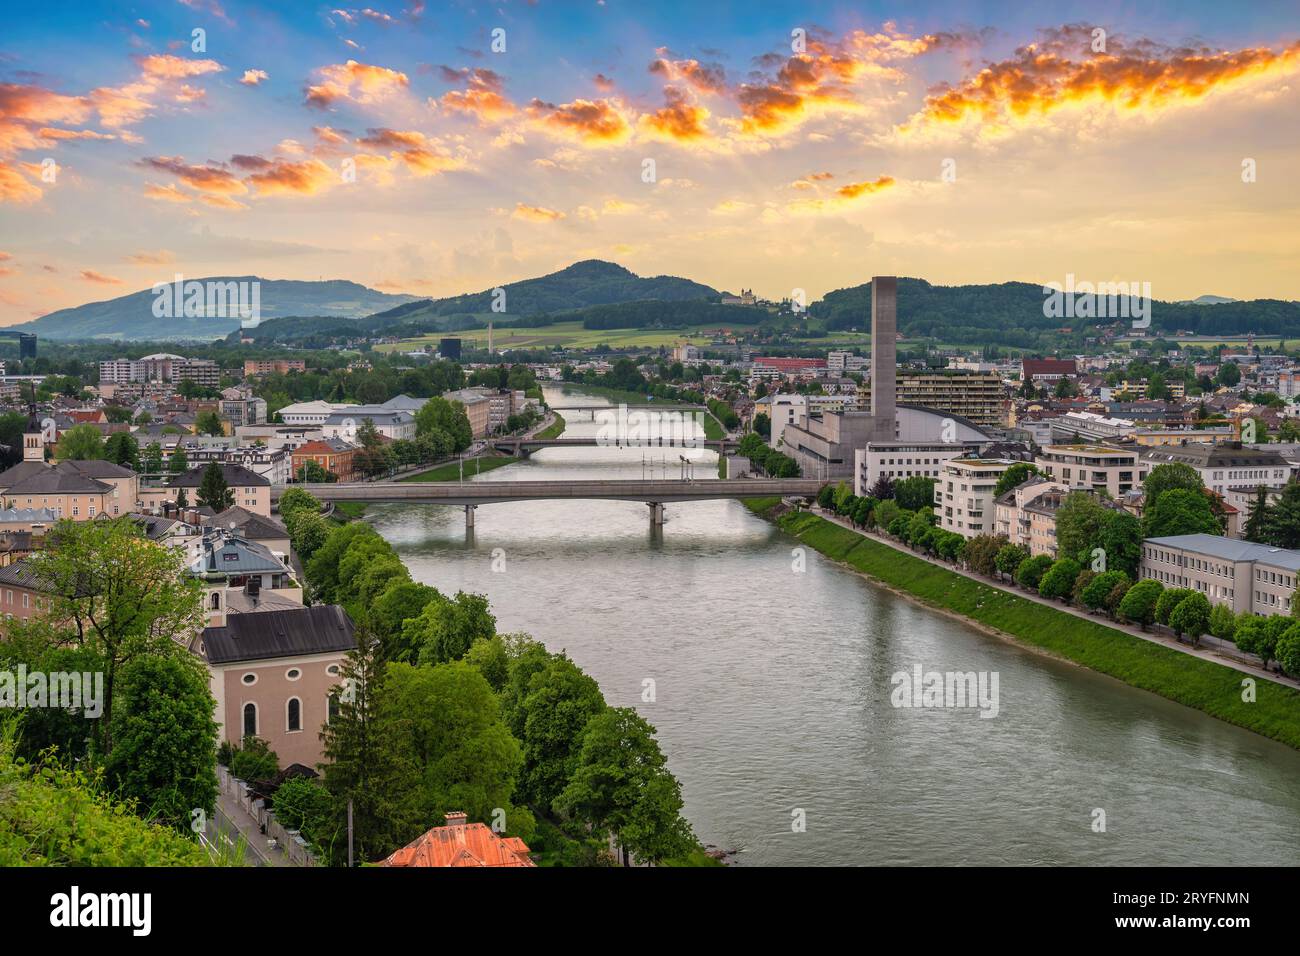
[381,818,534,868]
[201,604,355,665]
[1146,534,1300,572]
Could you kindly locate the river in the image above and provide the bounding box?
[366,388,1300,866]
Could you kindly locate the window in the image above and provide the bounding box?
[286,697,301,733]
[241,672,257,686]
[286,668,301,681]
[326,664,341,676]
[242,702,257,737]
[211,592,221,610]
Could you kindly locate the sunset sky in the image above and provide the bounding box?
[1,0,1298,326]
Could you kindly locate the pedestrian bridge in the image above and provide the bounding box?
[276,477,822,526]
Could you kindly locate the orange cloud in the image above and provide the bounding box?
[135,54,223,81]
[512,203,565,222]
[244,157,336,196]
[649,54,728,95]
[0,162,42,203]
[437,66,515,122]
[904,35,1300,135]
[142,182,192,203]
[355,128,463,177]
[126,250,175,265]
[527,97,633,145]
[836,176,895,199]
[240,69,269,86]
[138,156,247,195]
[640,88,711,142]
[786,174,896,214]
[305,60,409,108]
[80,269,123,284]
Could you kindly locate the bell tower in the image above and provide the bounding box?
[22,383,44,462]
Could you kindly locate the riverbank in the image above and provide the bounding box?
[746,499,1300,750]
[399,456,521,482]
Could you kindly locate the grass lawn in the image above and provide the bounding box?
[399,456,520,482]
[534,412,566,440]
[331,501,368,521]
[375,319,761,353]
[752,505,1300,750]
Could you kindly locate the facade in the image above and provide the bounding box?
[853,440,982,497]
[442,390,491,439]
[1140,534,1300,616]
[99,354,219,388]
[182,442,292,485]
[219,395,268,428]
[859,372,1006,428]
[1035,445,1141,498]
[276,400,337,427]
[0,459,138,520]
[993,477,1071,558]
[244,359,306,377]
[291,438,358,481]
[935,458,1022,538]
[1133,427,1236,446]
[168,463,272,516]
[321,409,416,442]
[1138,442,1289,497]
[197,605,355,770]
[1022,358,1078,383]
[186,529,302,626]
[780,409,879,479]
[1046,411,1135,442]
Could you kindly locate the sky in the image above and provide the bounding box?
[1,0,1298,326]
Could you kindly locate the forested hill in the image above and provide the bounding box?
[810,278,1300,346]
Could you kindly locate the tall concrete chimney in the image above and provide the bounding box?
[870,276,897,441]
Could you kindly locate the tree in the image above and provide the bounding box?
[1168,591,1211,644]
[554,707,693,866]
[993,463,1039,498]
[1155,587,1196,627]
[1082,570,1128,612]
[416,396,473,452]
[285,508,330,563]
[169,447,189,474]
[229,736,280,782]
[271,777,335,849]
[867,475,895,500]
[306,523,381,604]
[195,410,224,436]
[1243,486,1270,542]
[1276,623,1300,677]
[894,476,937,512]
[371,580,442,659]
[464,634,511,691]
[1209,603,1237,642]
[1216,361,1241,387]
[196,461,234,512]
[381,661,529,837]
[1143,462,1203,507]
[1095,511,1142,578]
[518,655,607,810]
[1015,554,1053,590]
[1105,578,1132,618]
[25,519,204,756]
[965,534,1006,577]
[142,442,164,475]
[408,591,497,665]
[1118,579,1163,629]
[1142,488,1221,538]
[277,487,320,521]
[105,654,218,832]
[1038,558,1082,602]
[995,543,1029,579]
[296,460,338,483]
[816,484,836,510]
[104,432,139,470]
[56,424,105,461]
[1054,492,1109,564]
[1261,482,1300,549]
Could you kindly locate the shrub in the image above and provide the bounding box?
[1168,591,1212,645]
[1155,587,1196,627]
[1118,579,1163,629]
[1038,558,1083,602]
[1015,554,1054,591]
[229,737,279,783]
[1082,570,1128,611]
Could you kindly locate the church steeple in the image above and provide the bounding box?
[22,382,44,462]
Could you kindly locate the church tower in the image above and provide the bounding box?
[22,385,44,462]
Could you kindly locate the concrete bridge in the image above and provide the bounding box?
[278,477,821,527]
[546,403,705,414]
[489,436,739,456]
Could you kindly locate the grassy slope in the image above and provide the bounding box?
[748,502,1300,750]
[399,456,520,482]
[534,412,566,440]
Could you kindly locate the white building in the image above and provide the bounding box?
[935,458,1023,538]
[853,440,982,497]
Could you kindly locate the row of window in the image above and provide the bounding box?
[240,663,341,686]
[241,696,339,736]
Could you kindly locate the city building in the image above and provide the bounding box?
[1132,427,1237,446]
[1021,358,1078,384]
[321,408,416,442]
[853,440,982,497]
[381,813,534,867]
[750,356,827,381]
[1139,534,1300,616]
[0,459,138,520]
[993,476,1072,557]
[195,604,355,770]
[219,390,268,428]
[99,354,219,388]
[859,371,1007,429]
[244,359,306,377]
[442,389,491,439]
[1044,411,1136,443]
[935,458,1023,538]
[1035,445,1141,498]
[827,350,868,373]
[291,438,358,481]
[167,464,271,516]
[276,400,337,427]
[186,528,302,625]
[1138,442,1289,497]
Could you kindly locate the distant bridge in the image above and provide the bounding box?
[546,404,705,413]
[488,436,739,456]
[278,477,821,527]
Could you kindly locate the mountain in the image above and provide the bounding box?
[810,278,1300,349]
[373,259,720,323]
[1176,295,1238,306]
[16,278,420,341]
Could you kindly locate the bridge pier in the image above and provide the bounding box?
[648,502,664,527]
[465,504,477,529]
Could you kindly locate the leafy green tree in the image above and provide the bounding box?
[409,591,497,665]
[816,484,836,510]
[1142,488,1220,538]
[1015,554,1053,590]
[371,580,441,658]
[1054,492,1109,564]
[296,460,338,483]
[1155,587,1196,626]
[1243,486,1271,543]
[1143,462,1203,507]
[1082,570,1128,611]
[554,707,694,866]
[196,461,234,512]
[104,432,139,470]
[56,423,105,461]
[105,654,218,832]
[1216,361,1241,386]
[994,543,1029,579]
[1105,578,1131,617]
[381,661,530,837]
[894,476,937,511]
[306,523,381,603]
[1233,616,1278,669]
[416,396,473,452]
[1168,591,1211,644]
[464,634,511,692]
[277,487,320,521]
[874,499,901,531]
[993,463,1039,498]
[229,736,279,782]
[1095,511,1142,578]
[169,447,189,473]
[906,509,935,548]
[1071,569,1096,607]
[142,441,164,474]
[500,635,556,740]
[285,508,330,564]
[271,777,335,848]
[1038,558,1082,602]
[519,655,607,811]
[1118,579,1163,629]
[196,410,225,436]
[1209,603,1238,642]
[25,519,204,756]
[1276,623,1300,677]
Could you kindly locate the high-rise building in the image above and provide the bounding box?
[870,276,897,441]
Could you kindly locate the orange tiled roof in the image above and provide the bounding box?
[381,820,535,868]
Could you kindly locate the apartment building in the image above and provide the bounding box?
[1119,379,1186,400]
[853,440,982,497]
[858,372,1006,428]
[167,463,272,516]
[99,353,220,388]
[1035,445,1141,498]
[291,438,358,481]
[993,476,1070,557]
[1133,427,1237,446]
[1140,534,1300,615]
[244,359,306,377]
[1138,442,1289,497]
[935,458,1022,538]
[441,389,491,439]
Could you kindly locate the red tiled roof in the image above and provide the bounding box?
[1022,358,1078,377]
[753,357,827,370]
[381,819,535,868]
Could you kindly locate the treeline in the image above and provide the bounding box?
[275,494,706,866]
[578,300,772,330]
[736,432,799,478]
